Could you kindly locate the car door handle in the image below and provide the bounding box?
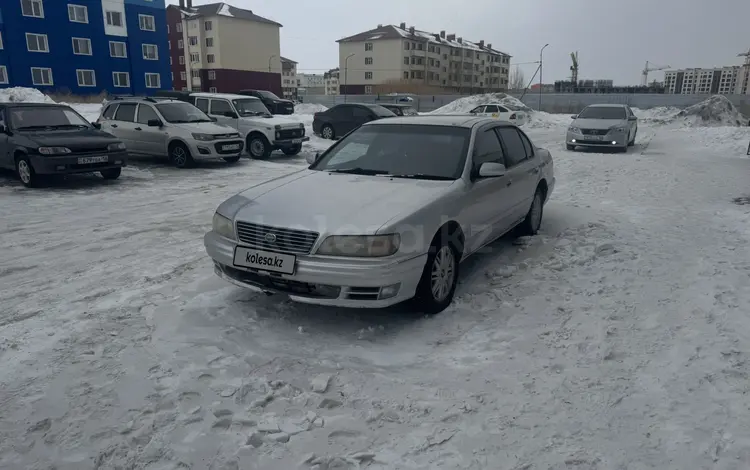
[134,127,142,131]
[506,180,512,187]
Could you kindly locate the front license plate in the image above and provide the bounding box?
[78,155,108,164]
[291,138,302,144]
[222,144,241,151]
[589,135,603,141]
[233,247,296,275]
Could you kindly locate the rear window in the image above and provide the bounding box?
[102,104,117,120]
[368,105,397,117]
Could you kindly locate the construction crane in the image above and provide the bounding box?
[570,51,579,84]
[738,47,750,64]
[641,61,670,86]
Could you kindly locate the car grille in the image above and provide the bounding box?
[213,133,240,139]
[213,140,244,154]
[278,128,305,140]
[581,129,609,136]
[69,146,110,155]
[235,221,319,255]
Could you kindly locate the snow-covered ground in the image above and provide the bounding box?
[3,89,750,469]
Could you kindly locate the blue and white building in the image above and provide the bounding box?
[0,0,171,95]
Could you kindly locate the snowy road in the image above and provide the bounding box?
[2,118,750,469]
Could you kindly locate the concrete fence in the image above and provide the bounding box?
[301,93,750,116]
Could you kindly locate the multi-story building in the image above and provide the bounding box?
[280,56,297,99]
[336,23,510,94]
[736,52,750,95]
[297,73,325,95]
[663,67,740,95]
[0,0,170,95]
[324,68,340,95]
[167,1,282,95]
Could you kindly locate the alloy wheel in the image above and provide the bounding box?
[430,246,456,302]
[172,147,187,166]
[18,161,31,184]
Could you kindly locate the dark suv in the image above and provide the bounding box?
[237,90,294,115]
[312,103,396,140]
[0,103,127,187]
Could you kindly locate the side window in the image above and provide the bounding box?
[517,129,534,158]
[210,99,233,115]
[495,127,527,167]
[136,105,160,124]
[471,106,485,114]
[496,106,509,113]
[114,103,137,122]
[626,107,635,118]
[194,98,209,113]
[102,104,118,120]
[472,128,505,167]
[332,105,351,119]
[352,106,372,119]
[484,105,499,114]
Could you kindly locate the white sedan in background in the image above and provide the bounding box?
[469,104,529,126]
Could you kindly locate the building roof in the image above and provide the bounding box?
[280,56,297,64]
[337,24,509,57]
[170,2,281,27]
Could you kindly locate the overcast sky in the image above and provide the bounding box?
[168,0,750,85]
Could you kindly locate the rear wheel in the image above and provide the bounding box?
[16,156,39,188]
[223,156,241,163]
[321,124,334,140]
[100,168,121,180]
[519,188,544,235]
[282,145,302,156]
[169,142,194,168]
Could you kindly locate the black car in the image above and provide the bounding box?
[0,103,127,187]
[238,89,294,115]
[379,103,419,116]
[312,103,396,140]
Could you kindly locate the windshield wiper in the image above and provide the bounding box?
[385,173,455,181]
[326,167,389,176]
[188,119,212,123]
[16,125,56,130]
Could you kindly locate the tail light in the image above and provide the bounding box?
[509,113,517,120]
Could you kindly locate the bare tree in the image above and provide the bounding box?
[510,68,526,91]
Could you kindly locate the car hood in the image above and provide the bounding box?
[172,122,238,134]
[272,99,294,106]
[19,128,120,148]
[239,115,303,129]
[572,118,628,130]
[225,170,456,235]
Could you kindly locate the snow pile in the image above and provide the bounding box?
[676,95,747,127]
[632,106,682,125]
[430,93,531,114]
[0,86,54,104]
[294,103,328,115]
[526,111,572,129]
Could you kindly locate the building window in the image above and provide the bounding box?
[145,73,161,88]
[176,22,182,32]
[169,57,172,65]
[190,70,199,79]
[113,72,130,88]
[208,71,216,80]
[68,4,88,23]
[365,72,373,80]
[21,0,44,18]
[167,25,170,33]
[205,21,213,31]
[180,71,186,80]
[106,11,123,27]
[178,39,184,49]
[206,37,214,47]
[364,42,373,51]
[179,56,185,65]
[109,41,127,58]
[0,32,3,50]
[31,67,53,86]
[207,54,215,64]
[72,38,92,55]
[76,69,96,87]
[190,53,199,62]
[26,33,49,53]
[403,71,408,80]
[364,85,373,94]
[139,14,155,32]
[365,57,373,65]
[189,36,198,46]
[0,66,8,84]
[142,44,158,60]
[209,87,217,93]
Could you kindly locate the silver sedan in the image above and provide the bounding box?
[566,104,638,152]
[204,115,555,314]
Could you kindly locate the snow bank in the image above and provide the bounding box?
[676,95,747,127]
[430,93,531,114]
[294,103,328,115]
[0,87,54,104]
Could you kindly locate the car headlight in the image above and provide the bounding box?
[192,133,214,141]
[316,234,400,257]
[107,142,126,151]
[38,146,71,155]
[274,124,282,130]
[568,127,580,134]
[611,127,626,133]
[299,123,305,129]
[212,213,236,240]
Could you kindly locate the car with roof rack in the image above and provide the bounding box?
[96,96,244,168]
[468,103,529,126]
[0,102,127,187]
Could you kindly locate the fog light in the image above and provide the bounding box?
[378,283,401,300]
[611,141,617,145]
[275,131,281,139]
[197,146,211,155]
[571,139,576,143]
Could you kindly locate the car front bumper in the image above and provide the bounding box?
[30,151,128,175]
[273,136,310,150]
[187,139,244,160]
[566,130,628,148]
[204,230,426,308]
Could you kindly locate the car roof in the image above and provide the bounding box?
[106,97,178,104]
[586,103,628,108]
[191,92,259,101]
[380,103,413,108]
[364,114,504,128]
[0,102,69,109]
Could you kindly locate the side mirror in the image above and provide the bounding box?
[477,161,506,178]
[0,124,8,134]
[305,152,318,165]
[210,116,218,122]
[628,116,637,121]
[92,122,102,129]
[147,119,162,127]
[225,112,239,119]
[570,115,578,119]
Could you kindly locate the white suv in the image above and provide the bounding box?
[190,93,309,159]
[97,97,244,168]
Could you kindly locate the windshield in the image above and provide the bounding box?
[311,124,470,180]
[232,99,271,116]
[155,102,212,123]
[577,106,626,119]
[257,90,280,100]
[10,107,90,130]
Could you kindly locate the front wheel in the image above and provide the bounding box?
[169,142,194,168]
[16,156,39,188]
[628,129,637,146]
[100,168,121,180]
[247,135,272,159]
[282,145,301,156]
[223,156,241,163]
[412,238,460,315]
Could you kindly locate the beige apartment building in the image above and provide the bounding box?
[663,66,747,95]
[336,23,510,94]
[167,1,283,94]
[281,57,298,99]
[324,68,340,95]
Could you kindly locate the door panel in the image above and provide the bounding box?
[111,103,140,152]
[135,104,168,156]
[209,99,240,131]
[496,127,538,221]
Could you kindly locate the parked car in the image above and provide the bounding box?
[0,103,127,187]
[312,104,396,140]
[96,97,244,168]
[469,104,529,126]
[204,115,554,314]
[191,93,308,159]
[380,103,419,116]
[237,89,295,115]
[566,104,638,152]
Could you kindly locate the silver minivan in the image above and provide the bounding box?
[97,97,244,168]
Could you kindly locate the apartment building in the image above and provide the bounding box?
[297,73,325,95]
[336,23,510,94]
[0,0,170,94]
[280,56,297,99]
[324,68,340,95]
[663,67,740,95]
[167,1,282,95]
